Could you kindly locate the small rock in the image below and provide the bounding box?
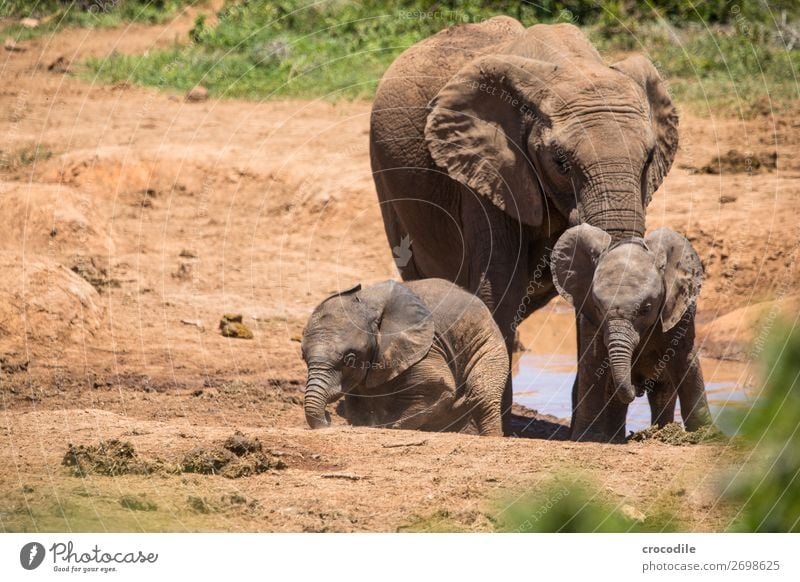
[621,504,646,523]
[172,262,193,281]
[4,38,25,52]
[48,56,70,74]
[20,17,40,29]
[719,194,737,204]
[119,494,157,512]
[180,319,205,332]
[186,85,209,102]
[0,356,29,374]
[219,314,254,339]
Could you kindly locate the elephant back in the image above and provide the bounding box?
[370,16,524,172]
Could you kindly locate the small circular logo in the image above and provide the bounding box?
[20,542,46,570]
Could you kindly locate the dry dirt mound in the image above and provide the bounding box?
[685,223,800,318]
[628,423,727,445]
[63,439,155,477]
[697,295,800,361]
[180,431,287,479]
[38,148,212,201]
[0,252,104,351]
[694,149,778,175]
[61,432,287,480]
[0,181,114,257]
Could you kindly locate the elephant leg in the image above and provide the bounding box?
[379,199,426,281]
[571,317,612,441]
[673,354,713,431]
[646,383,678,427]
[603,396,629,443]
[341,393,372,426]
[460,193,529,436]
[388,390,464,431]
[570,313,582,431]
[384,352,472,433]
[464,344,508,437]
[468,396,503,437]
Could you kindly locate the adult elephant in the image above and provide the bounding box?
[369,18,678,435]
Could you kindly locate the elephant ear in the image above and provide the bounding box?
[321,283,361,304]
[551,224,611,313]
[358,281,434,388]
[646,228,703,332]
[611,55,679,207]
[424,55,557,227]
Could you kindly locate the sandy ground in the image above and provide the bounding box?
[0,8,797,532]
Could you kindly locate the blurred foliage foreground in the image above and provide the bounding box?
[497,322,800,533]
[3,1,795,114]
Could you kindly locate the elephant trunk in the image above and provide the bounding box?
[605,319,639,404]
[304,363,342,429]
[580,162,644,240]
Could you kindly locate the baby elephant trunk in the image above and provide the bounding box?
[605,319,639,405]
[304,364,342,429]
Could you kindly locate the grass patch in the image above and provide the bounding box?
[495,476,681,533]
[589,20,800,116]
[0,0,198,41]
[0,478,244,532]
[0,144,54,173]
[119,494,158,511]
[76,0,800,114]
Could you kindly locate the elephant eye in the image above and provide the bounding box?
[640,303,653,315]
[553,152,571,174]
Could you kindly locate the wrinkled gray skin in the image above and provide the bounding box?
[551,224,713,442]
[370,18,678,434]
[301,279,508,436]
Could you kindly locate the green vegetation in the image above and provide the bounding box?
[495,477,681,533]
[489,320,800,534]
[0,143,54,172]
[73,0,800,114]
[725,323,800,532]
[0,1,197,40]
[591,18,800,115]
[3,2,797,112]
[0,477,246,532]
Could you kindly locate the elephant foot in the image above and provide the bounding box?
[570,426,627,444]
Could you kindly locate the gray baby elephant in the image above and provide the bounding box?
[301,279,508,435]
[551,224,713,442]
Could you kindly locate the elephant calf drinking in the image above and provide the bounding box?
[301,279,509,435]
[551,225,714,442]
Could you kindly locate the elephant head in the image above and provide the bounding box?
[300,281,434,428]
[424,24,677,238]
[551,224,702,404]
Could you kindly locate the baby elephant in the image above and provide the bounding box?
[301,279,508,435]
[551,225,713,442]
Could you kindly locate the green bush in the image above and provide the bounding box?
[496,477,679,533]
[0,1,197,40]
[78,0,798,110]
[726,323,800,532]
